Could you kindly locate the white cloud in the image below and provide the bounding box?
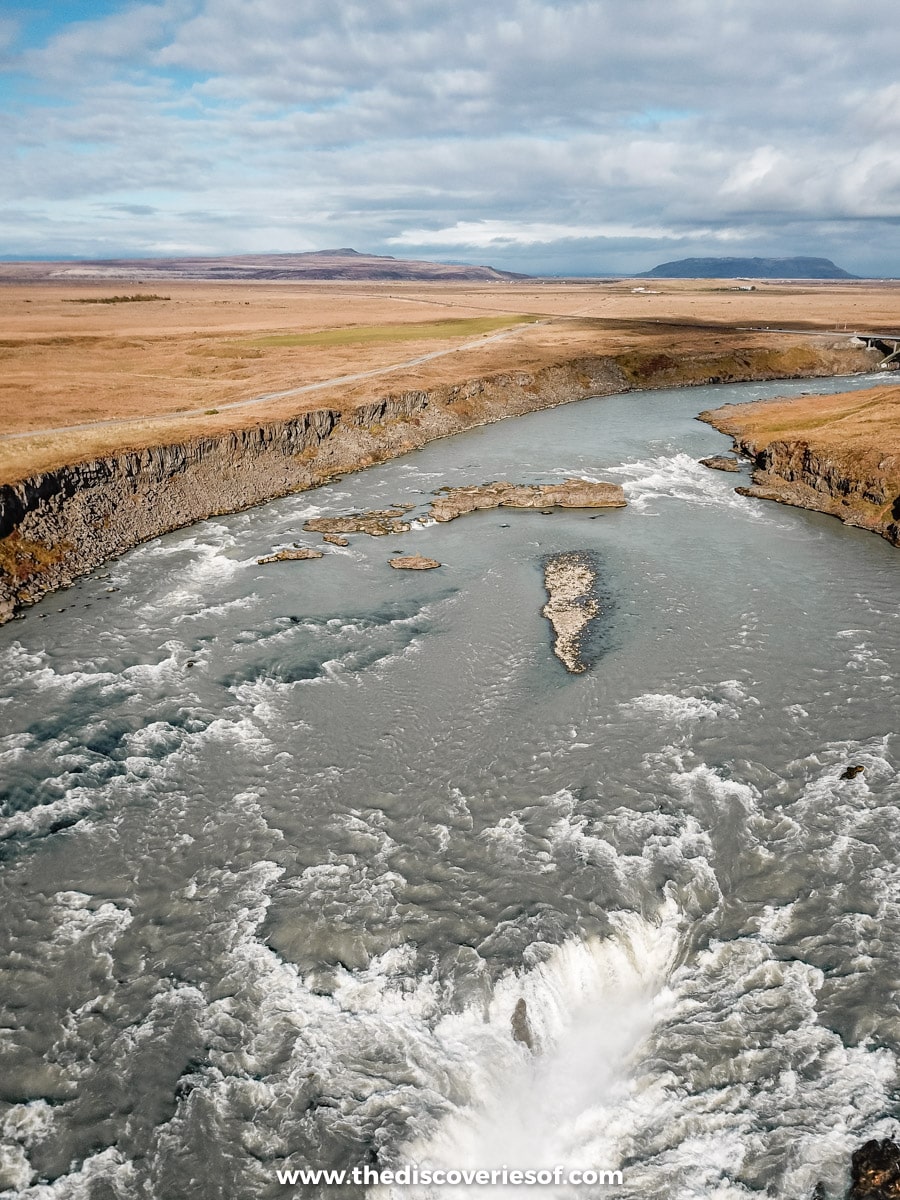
[3,0,900,273]
[389,219,719,247]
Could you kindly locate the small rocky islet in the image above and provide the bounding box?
[256,477,622,670]
[302,505,414,537]
[699,454,742,472]
[388,555,441,570]
[541,551,601,673]
[429,478,626,522]
[256,546,324,563]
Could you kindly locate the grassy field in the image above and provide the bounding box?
[248,314,537,348]
[2,277,900,484]
[704,385,900,454]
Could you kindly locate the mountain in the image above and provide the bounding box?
[641,256,857,279]
[0,249,529,283]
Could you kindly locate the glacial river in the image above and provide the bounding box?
[1,376,898,1200]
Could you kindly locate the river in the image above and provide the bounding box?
[1,375,897,1199]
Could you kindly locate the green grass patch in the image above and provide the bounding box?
[64,294,170,304]
[246,314,538,349]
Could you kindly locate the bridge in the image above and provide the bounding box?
[853,334,900,368]
[737,326,900,369]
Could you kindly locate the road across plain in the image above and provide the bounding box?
[0,322,536,443]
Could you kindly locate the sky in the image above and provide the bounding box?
[2,0,900,275]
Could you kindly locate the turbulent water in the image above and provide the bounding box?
[1,375,898,1200]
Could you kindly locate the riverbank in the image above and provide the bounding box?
[0,338,883,622]
[700,385,900,546]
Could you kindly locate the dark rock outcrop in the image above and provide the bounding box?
[840,764,865,780]
[729,441,900,547]
[848,1139,900,1199]
[511,999,534,1050]
[700,455,741,472]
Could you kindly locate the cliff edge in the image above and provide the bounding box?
[700,385,900,546]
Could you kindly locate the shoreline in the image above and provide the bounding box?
[0,339,882,623]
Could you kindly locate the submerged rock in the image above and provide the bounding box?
[257,547,324,563]
[542,551,599,673]
[303,507,413,537]
[430,478,626,523]
[388,555,441,570]
[700,455,741,472]
[848,1139,900,1199]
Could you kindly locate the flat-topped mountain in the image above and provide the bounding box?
[0,248,528,284]
[642,256,857,279]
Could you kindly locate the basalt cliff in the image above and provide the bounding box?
[700,386,900,547]
[0,341,881,622]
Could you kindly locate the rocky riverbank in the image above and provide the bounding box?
[700,385,900,547]
[0,340,880,622]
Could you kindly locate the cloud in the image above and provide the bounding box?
[388,219,721,247]
[3,0,900,273]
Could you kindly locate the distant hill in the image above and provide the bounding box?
[0,248,528,284]
[642,256,857,280]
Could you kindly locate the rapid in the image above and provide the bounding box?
[0,375,897,1199]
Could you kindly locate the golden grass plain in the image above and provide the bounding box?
[704,384,900,458]
[2,277,900,484]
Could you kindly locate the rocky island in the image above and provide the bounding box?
[257,546,323,563]
[389,555,441,570]
[541,551,601,673]
[430,479,626,522]
[302,507,413,537]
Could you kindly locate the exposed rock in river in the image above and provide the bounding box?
[840,764,865,780]
[303,507,413,537]
[541,551,600,673]
[322,533,349,546]
[699,455,741,472]
[388,555,441,570]
[847,1139,900,1199]
[430,478,626,523]
[511,998,534,1050]
[257,547,323,563]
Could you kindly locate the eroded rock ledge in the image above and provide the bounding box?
[700,393,900,547]
[542,551,600,673]
[430,479,626,522]
[699,455,741,473]
[302,506,413,537]
[389,555,441,570]
[257,547,323,564]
